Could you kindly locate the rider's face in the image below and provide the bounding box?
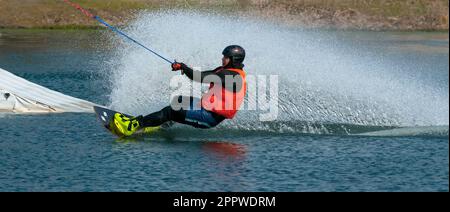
[222,56,230,67]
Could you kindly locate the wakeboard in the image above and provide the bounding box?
[94,106,163,137]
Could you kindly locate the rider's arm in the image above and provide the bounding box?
[181,65,218,83]
[181,65,244,92]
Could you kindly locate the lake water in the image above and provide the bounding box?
[0,28,448,192]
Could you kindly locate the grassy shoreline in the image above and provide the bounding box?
[2,28,449,36]
[0,0,448,31]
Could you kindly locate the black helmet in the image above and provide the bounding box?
[222,45,246,65]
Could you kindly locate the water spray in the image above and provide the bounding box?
[62,0,174,64]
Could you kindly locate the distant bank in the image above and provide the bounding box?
[0,0,448,31]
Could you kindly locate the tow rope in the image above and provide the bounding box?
[63,0,174,64]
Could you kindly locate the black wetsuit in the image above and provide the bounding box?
[139,64,244,129]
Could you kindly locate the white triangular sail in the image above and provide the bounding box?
[0,68,98,113]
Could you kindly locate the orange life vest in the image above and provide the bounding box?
[201,68,247,119]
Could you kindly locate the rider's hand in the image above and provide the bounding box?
[171,62,184,71]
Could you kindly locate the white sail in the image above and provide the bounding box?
[0,68,98,113]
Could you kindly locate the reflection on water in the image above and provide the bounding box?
[203,141,247,159]
[114,138,247,159]
[202,141,249,192]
